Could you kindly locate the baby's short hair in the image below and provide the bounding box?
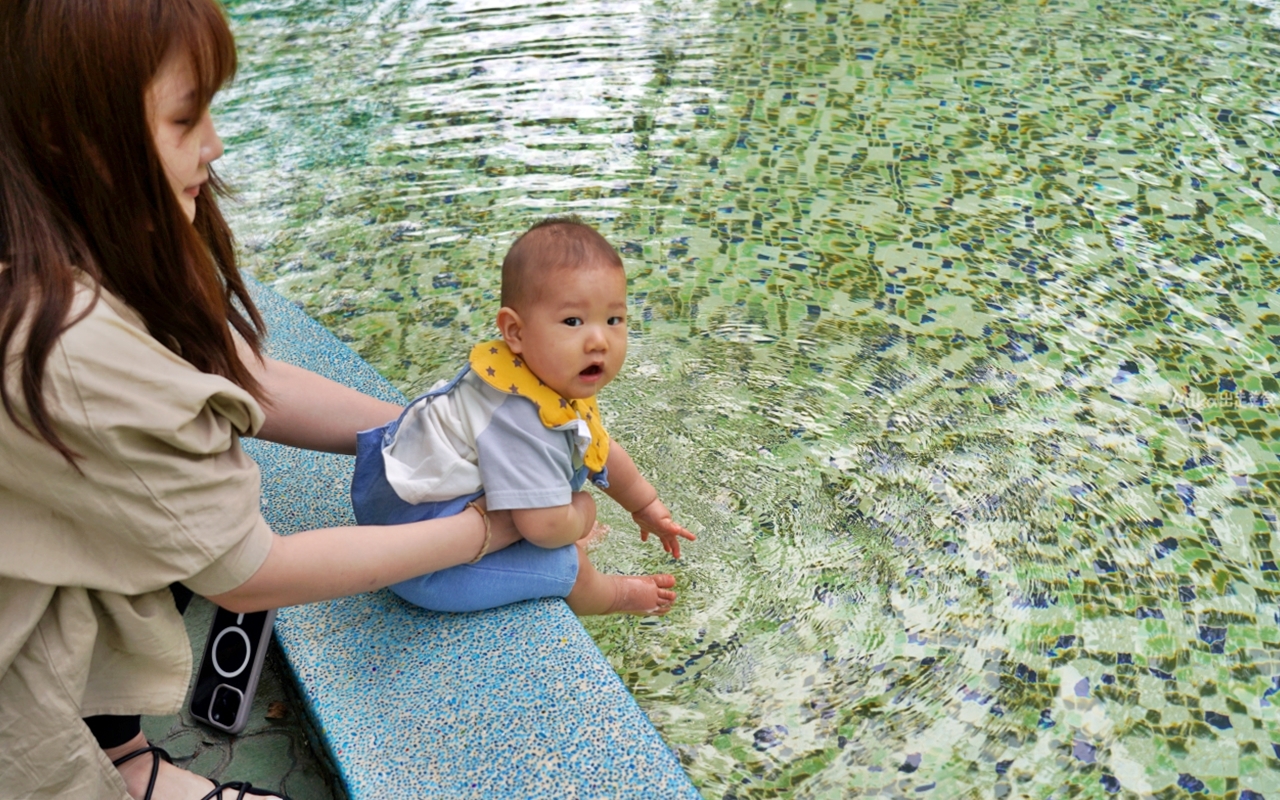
[501,217,624,309]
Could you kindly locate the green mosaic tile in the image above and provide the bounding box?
[212,0,1280,796]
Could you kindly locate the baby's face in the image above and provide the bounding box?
[504,262,628,400]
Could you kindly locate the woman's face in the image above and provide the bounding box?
[146,52,223,223]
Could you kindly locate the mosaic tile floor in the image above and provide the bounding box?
[211,0,1280,796]
[144,595,342,800]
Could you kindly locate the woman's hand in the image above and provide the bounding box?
[572,491,599,541]
[208,502,518,613]
[506,491,598,549]
[471,496,519,554]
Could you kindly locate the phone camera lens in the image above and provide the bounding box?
[209,684,243,727]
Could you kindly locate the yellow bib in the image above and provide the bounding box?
[469,340,610,473]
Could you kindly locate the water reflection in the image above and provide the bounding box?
[381,0,657,189]
[219,0,1280,796]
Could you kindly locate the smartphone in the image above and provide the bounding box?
[189,606,276,734]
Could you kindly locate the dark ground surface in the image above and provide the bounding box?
[141,596,344,800]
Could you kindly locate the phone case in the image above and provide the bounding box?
[189,606,277,734]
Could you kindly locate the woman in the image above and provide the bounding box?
[0,1,596,798]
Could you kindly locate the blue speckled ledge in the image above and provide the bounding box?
[239,280,699,800]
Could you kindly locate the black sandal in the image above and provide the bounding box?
[201,780,293,800]
[110,744,292,800]
[110,746,171,800]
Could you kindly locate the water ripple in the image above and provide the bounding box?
[218,0,1280,796]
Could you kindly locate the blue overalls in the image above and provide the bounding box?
[351,367,583,612]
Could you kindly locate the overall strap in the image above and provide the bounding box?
[386,364,472,437]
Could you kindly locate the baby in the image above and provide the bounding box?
[352,218,695,616]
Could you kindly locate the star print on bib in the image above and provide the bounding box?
[469,340,610,472]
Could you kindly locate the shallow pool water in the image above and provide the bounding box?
[218,0,1280,796]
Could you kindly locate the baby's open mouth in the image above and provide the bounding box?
[580,365,603,377]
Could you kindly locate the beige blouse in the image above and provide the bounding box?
[0,281,274,798]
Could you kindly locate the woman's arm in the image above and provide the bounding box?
[207,490,597,612]
[245,350,401,455]
[207,506,509,612]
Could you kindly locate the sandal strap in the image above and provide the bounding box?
[109,744,173,768]
[109,746,172,800]
[201,779,293,800]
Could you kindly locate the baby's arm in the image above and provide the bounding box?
[601,442,696,559]
[511,490,597,549]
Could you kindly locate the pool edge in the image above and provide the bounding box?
[241,277,701,799]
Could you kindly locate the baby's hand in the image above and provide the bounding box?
[632,498,696,559]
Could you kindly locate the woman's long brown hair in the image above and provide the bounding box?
[0,0,265,464]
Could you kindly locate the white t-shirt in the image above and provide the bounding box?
[382,368,598,509]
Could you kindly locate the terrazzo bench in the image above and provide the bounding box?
[239,279,699,799]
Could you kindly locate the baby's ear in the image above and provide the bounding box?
[496,306,525,353]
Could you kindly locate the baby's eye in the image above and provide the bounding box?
[607,316,625,325]
[563,317,583,327]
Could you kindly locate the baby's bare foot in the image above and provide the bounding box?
[605,573,677,616]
